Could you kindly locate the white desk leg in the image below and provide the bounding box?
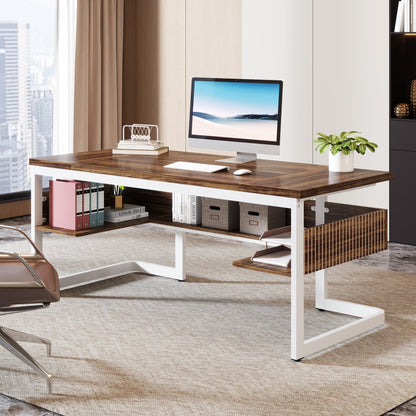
[314,196,327,310]
[291,199,305,361]
[30,173,43,251]
[175,230,186,281]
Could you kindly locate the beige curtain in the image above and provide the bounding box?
[73,0,124,152]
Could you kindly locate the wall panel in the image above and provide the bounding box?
[313,0,389,208]
[185,0,242,153]
[242,0,313,164]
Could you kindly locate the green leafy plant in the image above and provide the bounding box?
[313,131,378,156]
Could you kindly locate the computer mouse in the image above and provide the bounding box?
[233,169,252,176]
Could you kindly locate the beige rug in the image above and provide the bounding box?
[0,225,415,416]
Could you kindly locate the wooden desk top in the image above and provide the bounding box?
[29,150,392,199]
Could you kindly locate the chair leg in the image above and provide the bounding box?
[1,326,52,356]
[0,327,52,394]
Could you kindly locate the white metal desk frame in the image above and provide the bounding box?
[30,165,384,361]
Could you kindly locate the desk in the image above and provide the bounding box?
[29,150,392,360]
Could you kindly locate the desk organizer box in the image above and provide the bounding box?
[201,197,240,231]
[239,202,286,235]
[233,202,388,276]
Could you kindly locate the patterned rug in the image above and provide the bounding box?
[382,396,416,415]
[0,394,63,415]
[0,221,415,415]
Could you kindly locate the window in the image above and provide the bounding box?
[0,0,57,196]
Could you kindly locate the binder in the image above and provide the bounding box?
[82,182,90,229]
[97,183,105,225]
[89,182,98,227]
[49,179,83,231]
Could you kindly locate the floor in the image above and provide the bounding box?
[0,215,415,415]
[353,241,416,274]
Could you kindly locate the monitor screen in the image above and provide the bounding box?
[188,77,283,163]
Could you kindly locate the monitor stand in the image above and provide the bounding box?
[216,152,257,164]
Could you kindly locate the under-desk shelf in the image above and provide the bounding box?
[233,257,291,277]
[36,214,261,240]
[36,217,153,237]
[233,203,388,277]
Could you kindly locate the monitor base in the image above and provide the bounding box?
[216,152,257,164]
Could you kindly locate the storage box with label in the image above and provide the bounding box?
[239,202,286,235]
[201,198,239,231]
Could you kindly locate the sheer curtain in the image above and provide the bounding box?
[54,0,77,155]
[73,0,124,152]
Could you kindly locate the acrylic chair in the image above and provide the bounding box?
[0,224,60,393]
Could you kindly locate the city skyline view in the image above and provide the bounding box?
[0,0,56,196]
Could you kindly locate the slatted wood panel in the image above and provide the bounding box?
[233,208,388,276]
[304,208,387,274]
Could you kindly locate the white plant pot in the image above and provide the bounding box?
[328,152,354,172]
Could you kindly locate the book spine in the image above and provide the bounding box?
[49,180,54,227]
[172,193,178,222]
[178,193,185,223]
[89,182,98,227]
[106,205,146,219]
[413,0,416,31]
[97,183,105,226]
[105,211,149,223]
[190,196,202,225]
[76,184,83,230]
[185,194,191,224]
[405,0,410,31]
[82,182,90,229]
[395,1,405,32]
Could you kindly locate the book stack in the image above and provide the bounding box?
[394,0,416,32]
[49,180,105,231]
[112,140,169,155]
[172,194,202,225]
[104,203,149,223]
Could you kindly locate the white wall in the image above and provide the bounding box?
[242,0,313,164]
[185,0,242,154]
[151,1,390,209]
[313,0,389,208]
[242,0,389,208]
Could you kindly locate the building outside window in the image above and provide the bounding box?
[0,0,57,196]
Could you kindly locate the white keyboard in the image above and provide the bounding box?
[164,161,230,173]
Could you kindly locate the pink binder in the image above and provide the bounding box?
[49,180,83,231]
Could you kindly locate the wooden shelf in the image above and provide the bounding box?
[232,257,291,277]
[390,117,416,122]
[233,204,387,276]
[36,216,153,237]
[390,31,416,35]
[37,213,262,240]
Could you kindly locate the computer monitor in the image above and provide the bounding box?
[188,77,283,163]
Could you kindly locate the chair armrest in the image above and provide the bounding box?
[0,224,57,289]
[0,224,44,257]
[0,251,45,288]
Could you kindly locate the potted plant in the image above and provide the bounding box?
[313,131,378,172]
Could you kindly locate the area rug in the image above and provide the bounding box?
[0,393,62,415]
[0,224,415,415]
